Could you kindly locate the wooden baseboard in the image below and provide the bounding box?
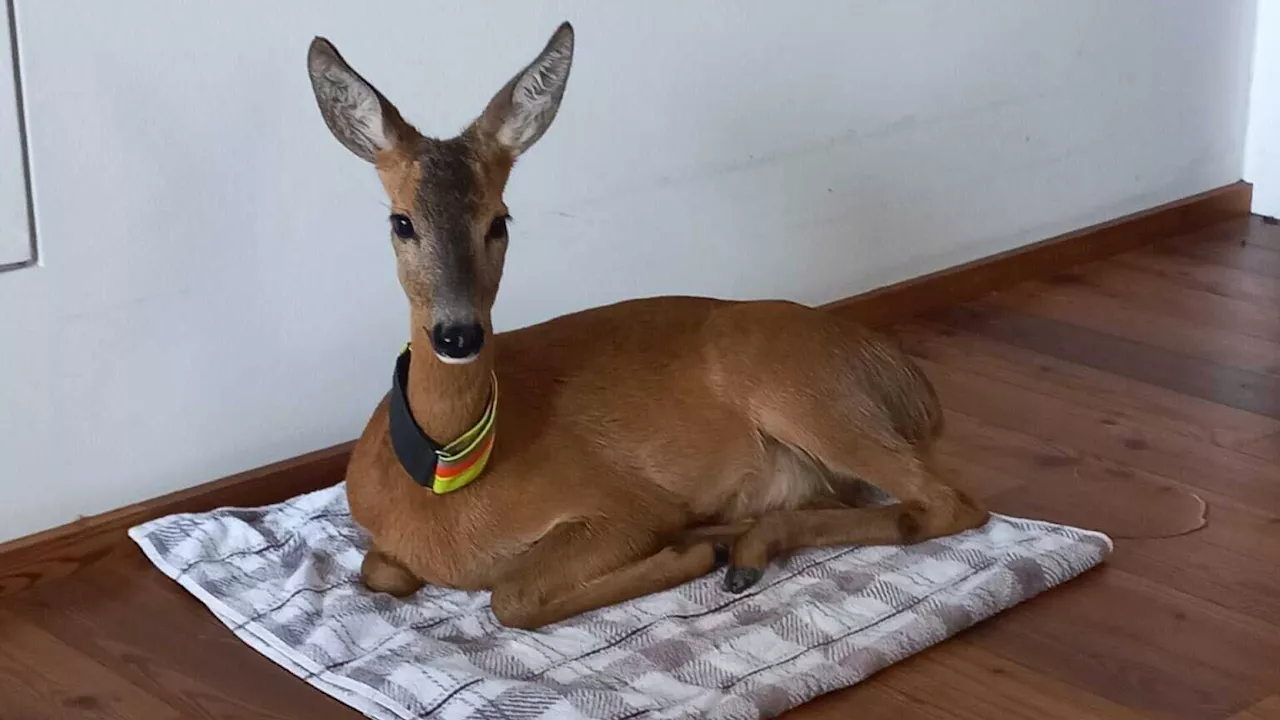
[0,442,354,596]
[0,180,1252,595]
[823,181,1253,327]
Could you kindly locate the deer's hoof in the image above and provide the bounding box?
[713,543,732,569]
[722,566,762,594]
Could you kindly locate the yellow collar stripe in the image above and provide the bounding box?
[431,372,498,494]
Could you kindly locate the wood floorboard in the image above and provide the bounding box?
[1165,232,1280,279]
[797,639,1153,720]
[1244,219,1280,250]
[912,356,1280,513]
[1238,431,1280,464]
[7,551,360,720]
[1108,499,1280,628]
[894,320,1280,449]
[1114,250,1280,308]
[977,284,1280,380]
[2,216,1279,718]
[919,405,1278,622]
[937,302,1280,420]
[0,607,182,719]
[957,568,1280,720]
[1044,264,1280,344]
[1154,217,1280,278]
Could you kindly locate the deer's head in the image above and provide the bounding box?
[307,23,574,364]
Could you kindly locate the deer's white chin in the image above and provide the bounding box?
[434,352,480,366]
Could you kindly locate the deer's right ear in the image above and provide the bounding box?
[307,38,410,163]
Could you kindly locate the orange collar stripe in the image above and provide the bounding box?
[429,371,498,494]
[435,432,496,479]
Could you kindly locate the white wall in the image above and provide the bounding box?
[0,1,1257,542]
[1247,0,1280,217]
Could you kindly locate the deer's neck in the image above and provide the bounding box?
[405,321,494,445]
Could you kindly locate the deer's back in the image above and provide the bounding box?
[497,295,942,452]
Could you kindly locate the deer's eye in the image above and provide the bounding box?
[390,214,415,240]
[486,214,510,242]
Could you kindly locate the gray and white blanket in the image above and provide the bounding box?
[129,483,1111,719]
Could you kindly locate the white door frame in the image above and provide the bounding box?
[1247,0,1280,218]
[0,0,34,272]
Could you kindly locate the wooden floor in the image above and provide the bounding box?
[2,216,1279,719]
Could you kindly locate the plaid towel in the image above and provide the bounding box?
[129,483,1110,719]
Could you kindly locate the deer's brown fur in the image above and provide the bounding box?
[308,23,988,629]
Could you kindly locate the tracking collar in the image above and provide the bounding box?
[388,344,497,494]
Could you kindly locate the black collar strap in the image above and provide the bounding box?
[389,346,441,488]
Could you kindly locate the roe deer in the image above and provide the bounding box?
[307,22,988,630]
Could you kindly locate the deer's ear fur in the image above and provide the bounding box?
[476,22,574,158]
[308,37,415,163]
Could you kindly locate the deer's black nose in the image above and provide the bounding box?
[430,323,485,362]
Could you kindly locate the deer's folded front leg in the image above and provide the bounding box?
[489,521,723,630]
[361,542,426,597]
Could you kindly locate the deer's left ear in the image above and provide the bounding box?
[476,22,574,158]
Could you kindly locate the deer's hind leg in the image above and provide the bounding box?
[722,433,988,593]
[489,519,730,630]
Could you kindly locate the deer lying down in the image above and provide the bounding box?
[306,22,988,630]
